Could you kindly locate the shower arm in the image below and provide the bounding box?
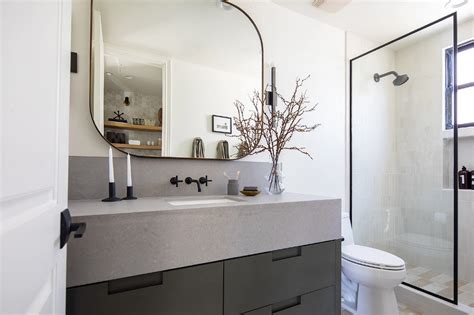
[374,71,399,82]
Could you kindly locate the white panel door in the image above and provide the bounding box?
[1,1,71,314]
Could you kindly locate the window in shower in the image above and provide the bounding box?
[446,39,474,128]
[350,13,458,304]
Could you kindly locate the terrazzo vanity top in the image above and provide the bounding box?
[68,193,338,217]
[66,193,341,287]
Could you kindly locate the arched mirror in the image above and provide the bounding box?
[90,0,264,159]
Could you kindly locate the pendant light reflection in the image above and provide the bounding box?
[217,0,232,11]
[444,0,469,9]
[123,91,134,106]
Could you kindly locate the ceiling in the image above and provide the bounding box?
[272,0,474,45]
[95,0,262,77]
[104,54,163,96]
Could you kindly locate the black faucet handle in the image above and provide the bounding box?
[170,175,183,187]
[199,175,212,186]
[185,177,202,192]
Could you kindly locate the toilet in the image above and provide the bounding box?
[341,212,406,315]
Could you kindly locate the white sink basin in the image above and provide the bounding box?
[167,197,242,206]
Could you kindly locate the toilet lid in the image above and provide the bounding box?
[342,245,405,271]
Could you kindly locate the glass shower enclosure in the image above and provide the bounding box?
[350,14,458,304]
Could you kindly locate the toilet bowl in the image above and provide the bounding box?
[341,212,406,315]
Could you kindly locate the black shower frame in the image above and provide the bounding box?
[349,13,459,305]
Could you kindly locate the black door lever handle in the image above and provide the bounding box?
[60,209,87,249]
[71,222,86,238]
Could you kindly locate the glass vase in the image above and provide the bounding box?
[266,162,285,195]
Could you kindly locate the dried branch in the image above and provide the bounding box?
[231,75,320,163]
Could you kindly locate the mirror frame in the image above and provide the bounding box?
[88,0,265,160]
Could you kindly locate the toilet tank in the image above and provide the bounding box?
[342,212,354,246]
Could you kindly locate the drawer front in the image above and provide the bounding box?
[243,287,337,315]
[224,241,339,315]
[67,261,223,315]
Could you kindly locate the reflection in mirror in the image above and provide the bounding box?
[90,0,263,159]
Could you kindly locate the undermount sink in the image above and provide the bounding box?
[167,197,242,206]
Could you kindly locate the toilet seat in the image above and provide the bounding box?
[342,245,405,271]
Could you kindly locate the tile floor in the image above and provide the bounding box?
[341,265,474,314]
[342,303,421,315]
[406,265,474,309]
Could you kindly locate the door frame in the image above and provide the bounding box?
[90,43,171,156]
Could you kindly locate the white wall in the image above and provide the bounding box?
[70,0,347,202]
[170,58,257,158]
[234,0,346,201]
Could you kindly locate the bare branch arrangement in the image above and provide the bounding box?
[231,75,320,193]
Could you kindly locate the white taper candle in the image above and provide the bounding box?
[108,147,115,183]
[127,154,132,187]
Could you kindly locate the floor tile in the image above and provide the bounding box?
[405,273,422,283]
[405,264,474,311]
[342,304,421,315]
[421,282,448,293]
[444,279,467,288]
[407,266,430,275]
[411,278,432,287]
[419,270,441,280]
[459,291,474,306]
[460,282,474,293]
[437,287,455,298]
[430,273,453,284]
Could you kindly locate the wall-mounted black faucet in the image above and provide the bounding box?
[170,175,183,187]
[185,177,202,192]
[184,175,212,192]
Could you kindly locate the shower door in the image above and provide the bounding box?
[350,14,458,304]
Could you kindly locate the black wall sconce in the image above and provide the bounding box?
[266,66,277,112]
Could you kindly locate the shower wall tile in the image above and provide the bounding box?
[391,24,460,279]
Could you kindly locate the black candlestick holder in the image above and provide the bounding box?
[122,186,138,200]
[102,182,121,202]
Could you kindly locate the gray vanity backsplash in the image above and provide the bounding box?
[68,156,271,200]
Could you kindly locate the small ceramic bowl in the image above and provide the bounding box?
[240,190,261,197]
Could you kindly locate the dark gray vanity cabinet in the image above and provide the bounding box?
[66,240,341,315]
[242,288,335,315]
[66,262,223,315]
[224,241,341,315]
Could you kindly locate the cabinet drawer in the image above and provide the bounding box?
[243,287,336,315]
[67,261,223,315]
[224,241,338,315]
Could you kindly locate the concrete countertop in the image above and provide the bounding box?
[67,193,341,287]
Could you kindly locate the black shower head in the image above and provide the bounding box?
[374,71,409,86]
[393,74,409,86]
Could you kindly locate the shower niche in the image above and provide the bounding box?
[350,14,460,304]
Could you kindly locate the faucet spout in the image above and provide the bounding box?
[185,177,201,192]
